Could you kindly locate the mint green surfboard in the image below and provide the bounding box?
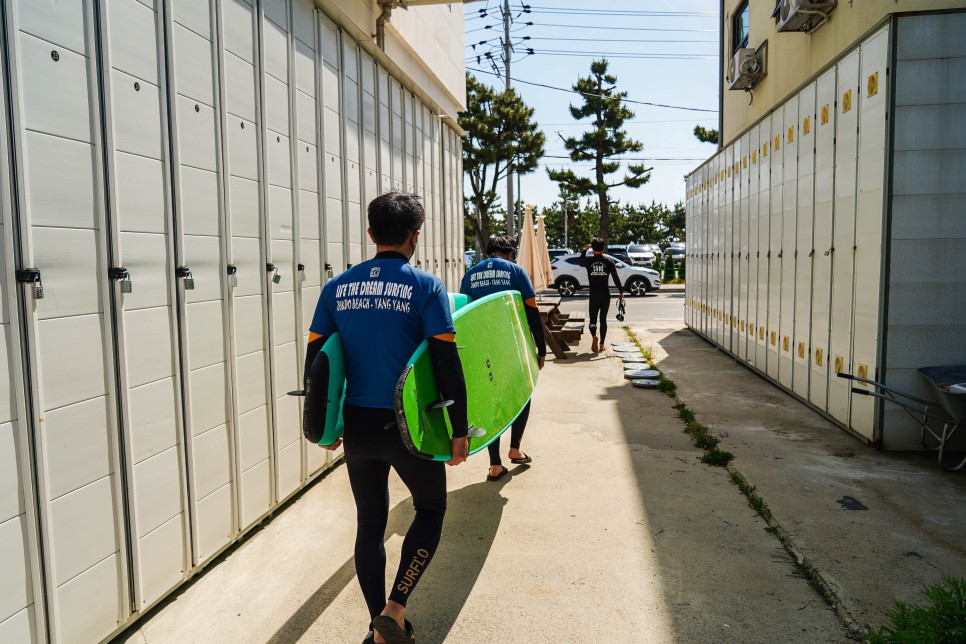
[295,292,471,446]
[394,291,540,461]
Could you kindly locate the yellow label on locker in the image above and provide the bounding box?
[815,348,824,366]
[770,331,777,346]
[752,150,757,163]
[821,105,829,125]
[842,90,852,113]
[740,320,745,332]
[774,135,781,151]
[727,166,732,177]
[750,323,755,335]
[783,336,790,352]
[742,156,747,169]
[834,355,844,374]
[759,327,765,340]
[867,72,878,98]
[857,364,868,380]
[803,116,811,135]
[787,127,794,143]
[763,142,768,156]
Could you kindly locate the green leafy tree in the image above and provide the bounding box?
[693,125,719,144]
[547,59,651,246]
[459,74,545,251]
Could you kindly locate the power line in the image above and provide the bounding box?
[524,36,716,43]
[466,66,718,113]
[543,155,704,161]
[528,22,717,33]
[529,49,714,59]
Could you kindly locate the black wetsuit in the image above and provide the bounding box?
[305,251,468,618]
[579,249,623,343]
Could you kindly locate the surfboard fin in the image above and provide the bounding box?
[426,398,454,412]
[287,390,306,397]
[466,426,486,438]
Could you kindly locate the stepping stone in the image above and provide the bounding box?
[624,369,661,380]
[623,363,650,370]
[616,353,645,361]
[612,343,637,350]
[631,379,661,389]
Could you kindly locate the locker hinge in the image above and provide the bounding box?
[809,249,814,257]
[778,250,783,258]
[226,264,237,276]
[16,268,44,298]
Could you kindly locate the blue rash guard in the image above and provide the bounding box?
[459,256,537,301]
[309,254,454,409]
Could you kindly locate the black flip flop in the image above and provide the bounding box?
[510,453,532,464]
[372,616,415,644]
[486,466,509,481]
[362,629,375,644]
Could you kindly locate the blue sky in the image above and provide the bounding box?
[463,0,720,215]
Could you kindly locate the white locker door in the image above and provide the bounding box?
[101,0,190,611]
[260,0,302,504]
[723,145,734,354]
[747,126,760,367]
[767,109,783,379]
[219,0,273,538]
[420,105,435,277]
[291,0,326,479]
[413,102,427,271]
[738,133,750,363]
[171,0,239,566]
[716,155,724,347]
[0,22,44,639]
[780,98,799,389]
[756,118,772,371]
[360,50,378,260]
[377,66,392,194]
[319,16,344,273]
[430,115,442,280]
[708,159,716,342]
[404,93,416,195]
[342,39,363,267]
[811,67,837,412]
[391,79,404,193]
[828,49,860,426]
[6,1,131,640]
[794,82,817,400]
[850,27,890,440]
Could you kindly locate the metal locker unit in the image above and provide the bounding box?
[779,97,798,389]
[404,93,416,195]
[290,0,326,479]
[810,67,837,412]
[451,128,462,288]
[698,166,707,337]
[746,124,760,368]
[376,66,391,194]
[4,0,132,639]
[767,108,783,379]
[360,49,378,260]
[714,153,723,346]
[442,127,455,287]
[827,49,860,427]
[429,113,442,281]
[723,144,733,354]
[99,0,191,611]
[390,78,404,192]
[341,37,363,267]
[259,0,303,503]
[707,157,716,342]
[412,101,426,270]
[216,0,272,538]
[0,18,45,638]
[849,26,889,440]
[737,132,750,363]
[319,16,344,273]
[755,117,771,371]
[420,105,437,277]
[794,82,817,400]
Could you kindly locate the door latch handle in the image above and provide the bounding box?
[16,268,44,299]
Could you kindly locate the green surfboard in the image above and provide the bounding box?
[394,291,540,461]
[294,292,471,446]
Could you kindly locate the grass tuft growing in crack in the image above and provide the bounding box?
[729,470,773,522]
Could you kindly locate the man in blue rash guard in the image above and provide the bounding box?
[305,192,468,644]
[460,235,546,482]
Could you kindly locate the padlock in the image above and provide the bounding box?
[227,264,238,288]
[185,276,195,290]
[34,279,44,299]
[121,277,133,294]
[298,263,305,282]
[272,272,282,285]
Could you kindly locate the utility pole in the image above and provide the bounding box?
[502,0,514,236]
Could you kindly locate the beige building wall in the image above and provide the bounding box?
[720,0,966,145]
[315,0,467,119]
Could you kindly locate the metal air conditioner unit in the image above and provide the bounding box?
[778,0,837,33]
[728,48,763,91]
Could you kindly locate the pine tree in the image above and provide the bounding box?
[663,253,677,282]
[459,75,545,251]
[546,59,650,245]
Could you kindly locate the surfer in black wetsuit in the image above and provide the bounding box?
[305,192,469,644]
[579,238,624,353]
[460,235,546,481]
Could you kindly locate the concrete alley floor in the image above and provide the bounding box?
[116,291,964,643]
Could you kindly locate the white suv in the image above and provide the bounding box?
[625,243,657,267]
[550,253,661,297]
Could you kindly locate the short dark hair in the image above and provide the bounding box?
[368,192,425,246]
[591,238,605,252]
[486,235,517,255]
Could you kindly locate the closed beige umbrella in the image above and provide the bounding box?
[534,214,554,293]
[515,204,548,292]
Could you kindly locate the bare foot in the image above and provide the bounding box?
[591,337,599,353]
[507,448,525,461]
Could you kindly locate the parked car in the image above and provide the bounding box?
[550,253,661,297]
[665,245,686,261]
[606,244,632,264]
[548,247,572,261]
[625,243,657,267]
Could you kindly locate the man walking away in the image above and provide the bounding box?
[579,238,624,353]
[460,235,546,481]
